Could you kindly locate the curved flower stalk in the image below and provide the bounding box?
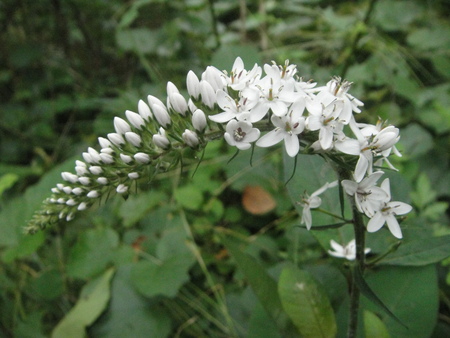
[26,57,410,238]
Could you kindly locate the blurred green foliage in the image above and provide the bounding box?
[0,0,449,337]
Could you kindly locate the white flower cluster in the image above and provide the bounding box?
[27,57,411,239]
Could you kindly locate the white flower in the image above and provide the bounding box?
[168,92,188,115]
[367,178,412,239]
[249,64,297,120]
[341,171,388,218]
[209,89,259,123]
[306,95,344,150]
[98,137,112,149]
[328,239,371,261]
[299,181,338,230]
[224,120,260,150]
[256,100,306,157]
[317,77,364,124]
[202,66,225,92]
[225,57,262,91]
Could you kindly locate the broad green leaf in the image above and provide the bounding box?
[89,265,171,338]
[354,267,405,328]
[278,265,336,338]
[362,265,438,338]
[66,228,119,279]
[52,268,115,338]
[364,310,390,338]
[378,235,450,266]
[131,257,192,298]
[119,190,167,227]
[30,269,64,300]
[1,231,45,263]
[247,301,282,338]
[174,184,204,210]
[221,237,287,330]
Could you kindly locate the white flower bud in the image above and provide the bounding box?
[75,160,86,167]
[66,199,76,206]
[202,66,225,91]
[89,166,103,175]
[153,128,170,149]
[100,152,114,164]
[188,99,197,113]
[79,177,90,185]
[116,184,128,194]
[138,100,152,121]
[182,129,200,148]
[87,147,101,164]
[167,81,180,96]
[72,187,83,195]
[49,198,57,203]
[63,186,72,194]
[169,92,188,116]
[192,109,207,132]
[152,104,171,128]
[87,190,99,198]
[66,213,75,221]
[125,110,145,130]
[56,183,64,190]
[187,70,200,99]
[51,188,59,193]
[114,117,131,135]
[59,212,65,219]
[75,164,88,176]
[134,152,150,164]
[125,132,142,147]
[82,152,93,164]
[128,172,139,179]
[199,80,216,109]
[78,202,87,211]
[108,133,125,146]
[97,177,108,185]
[57,198,66,204]
[61,172,78,183]
[100,147,114,154]
[120,153,133,163]
[148,95,165,110]
[98,137,112,149]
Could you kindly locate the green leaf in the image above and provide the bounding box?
[174,184,204,210]
[131,255,193,298]
[354,267,406,328]
[362,265,439,338]
[378,235,450,266]
[52,268,115,338]
[0,173,19,196]
[119,190,167,227]
[89,265,171,338]
[278,265,336,338]
[66,228,119,279]
[364,310,391,338]
[221,237,287,329]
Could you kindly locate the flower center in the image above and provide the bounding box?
[233,127,246,142]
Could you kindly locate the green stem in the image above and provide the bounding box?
[335,165,366,338]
